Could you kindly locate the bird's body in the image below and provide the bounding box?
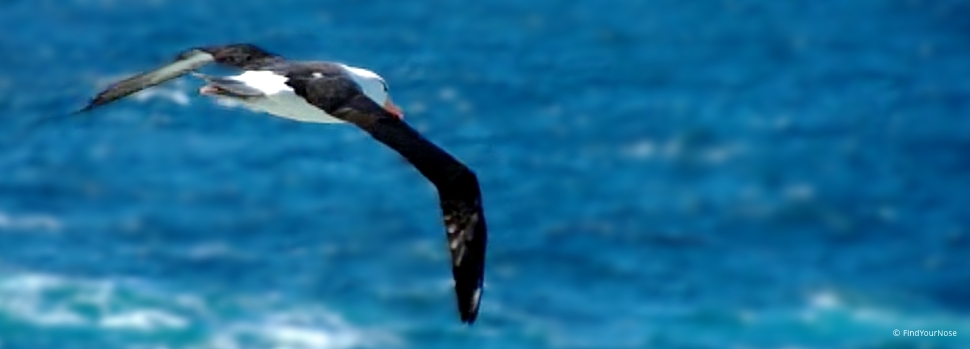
[76,44,487,325]
[197,62,396,124]
[205,69,346,123]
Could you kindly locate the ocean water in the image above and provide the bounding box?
[1,0,969,348]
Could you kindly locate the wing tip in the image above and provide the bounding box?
[458,286,483,325]
[73,104,94,115]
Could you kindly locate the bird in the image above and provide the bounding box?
[76,43,487,324]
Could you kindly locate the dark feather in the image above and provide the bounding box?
[290,75,488,324]
[76,43,279,114]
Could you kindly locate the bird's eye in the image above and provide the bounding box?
[381,81,388,92]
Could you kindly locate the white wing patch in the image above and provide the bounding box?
[218,70,345,124]
[232,70,292,95]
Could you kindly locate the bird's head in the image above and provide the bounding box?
[343,66,404,119]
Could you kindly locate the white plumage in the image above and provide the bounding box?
[206,65,390,124]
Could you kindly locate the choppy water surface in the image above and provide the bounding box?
[1,0,969,348]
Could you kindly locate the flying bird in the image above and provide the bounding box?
[77,43,487,324]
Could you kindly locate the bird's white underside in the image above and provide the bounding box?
[206,70,346,124]
[197,64,389,125]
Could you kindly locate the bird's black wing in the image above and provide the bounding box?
[76,43,281,113]
[287,74,488,324]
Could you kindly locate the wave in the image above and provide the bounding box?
[476,289,969,349]
[0,211,61,232]
[0,271,394,349]
[706,290,970,349]
[132,87,191,106]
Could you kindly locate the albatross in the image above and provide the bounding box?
[77,43,487,324]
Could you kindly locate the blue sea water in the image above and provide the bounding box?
[1,0,969,348]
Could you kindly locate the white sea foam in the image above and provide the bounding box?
[185,242,239,260]
[0,273,187,331]
[0,271,393,348]
[808,290,839,309]
[738,294,968,349]
[768,289,970,338]
[623,140,656,159]
[797,290,901,327]
[204,307,394,349]
[221,324,363,349]
[0,274,84,326]
[99,309,188,330]
[0,211,61,232]
[133,87,191,106]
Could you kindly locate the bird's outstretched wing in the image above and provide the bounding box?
[76,43,280,113]
[288,75,488,324]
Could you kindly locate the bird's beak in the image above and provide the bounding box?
[383,98,404,119]
[199,85,220,95]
